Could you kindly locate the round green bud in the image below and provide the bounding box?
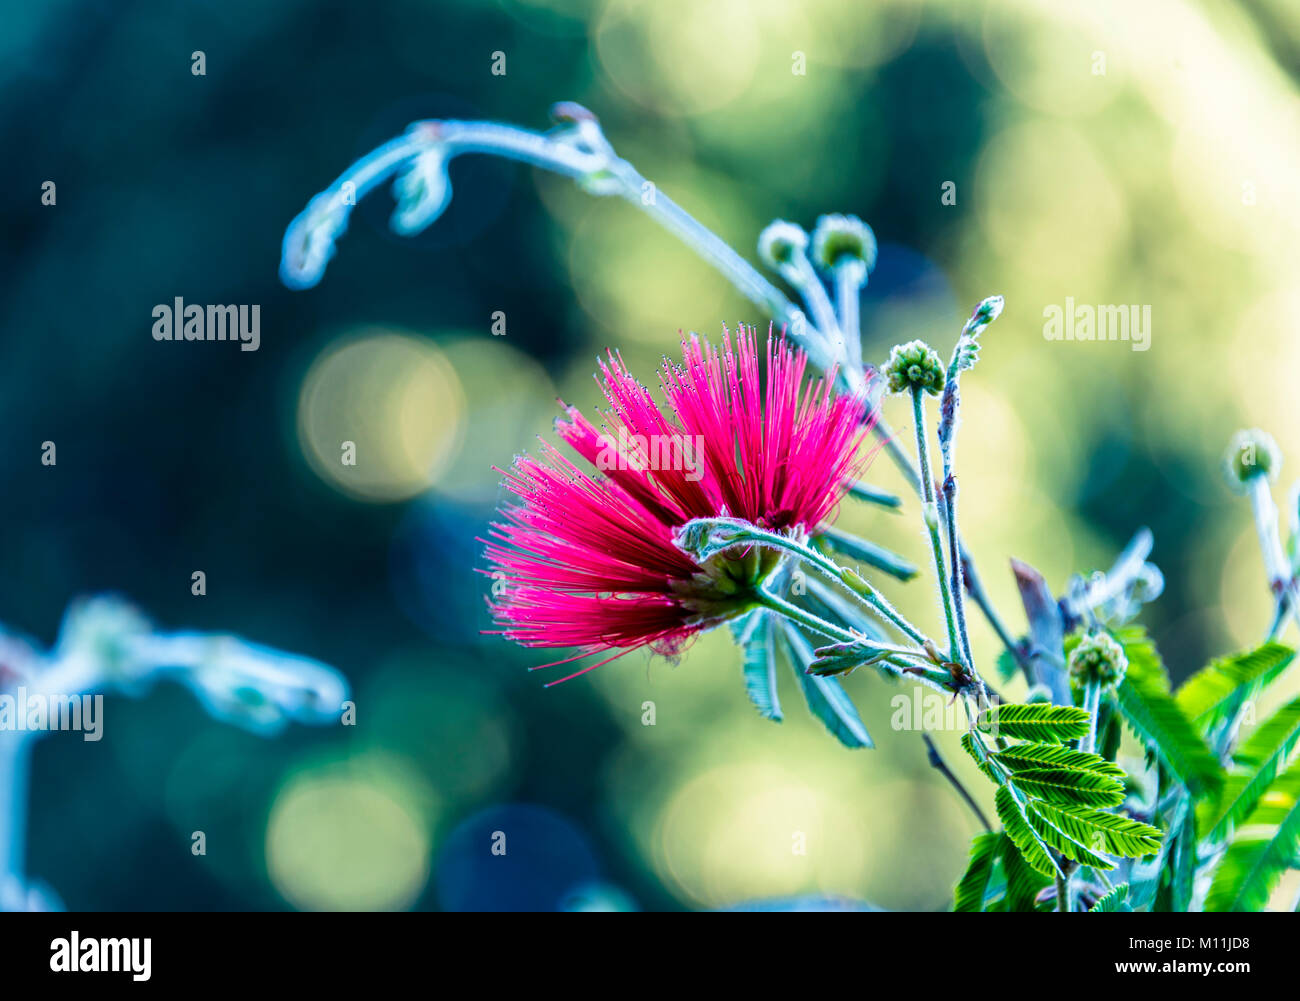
[758,221,809,269]
[810,214,877,273]
[1224,429,1281,493]
[1067,632,1128,689]
[882,339,945,396]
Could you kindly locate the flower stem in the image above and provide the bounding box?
[911,388,962,662]
[693,521,932,646]
[1080,681,1101,755]
[834,263,865,371]
[755,588,859,644]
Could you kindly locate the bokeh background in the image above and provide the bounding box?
[5,0,1300,910]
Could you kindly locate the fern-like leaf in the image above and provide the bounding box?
[960,732,1001,784]
[1114,628,1223,798]
[1090,884,1132,912]
[1201,697,1300,843]
[978,703,1091,743]
[1025,801,1115,869]
[1001,832,1051,911]
[953,831,1002,912]
[1205,759,1300,911]
[1176,642,1294,733]
[1009,768,1125,808]
[993,742,1126,778]
[1027,799,1162,858]
[995,785,1062,878]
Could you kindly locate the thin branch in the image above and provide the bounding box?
[922,734,991,832]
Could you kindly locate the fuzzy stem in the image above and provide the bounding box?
[942,481,976,669]
[1248,475,1290,593]
[834,263,865,370]
[755,588,859,644]
[691,522,932,646]
[911,388,961,662]
[1245,475,1300,640]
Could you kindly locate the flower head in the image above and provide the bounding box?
[810,214,877,273]
[485,326,874,683]
[1224,428,1281,493]
[1068,632,1128,690]
[758,221,809,269]
[882,339,945,396]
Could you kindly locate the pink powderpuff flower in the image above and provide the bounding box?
[484,324,876,684]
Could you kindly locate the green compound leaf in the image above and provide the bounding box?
[1001,832,1052,911]
[1027,799,1163,858]
[1008,768,1125,808]
[992,742,1126,779]
[1025,801,1114,870]
[1205,759,1300,912]
[995,785,1062,879]
[977,702,1091,743]
[1202,697,1300,843]
[953,831,1003,912]
[1176,642,1295,733]
[1114,628,1223,799]
[1090,884,1132,912]
[961,732,1001,784]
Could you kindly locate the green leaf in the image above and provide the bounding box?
[1025,801,1115,869]
[778,623,873,749]
[1152,806,1197,912]
[1205,759,1300,911]
[1001,832,1051,911]
[730,610,782,722]
[1090,884,1132,912]
[995,785,1062,878]
[1176,643,1295,733]
[993,742,1126,779]
[1009,768,1126,808]
[953,832,1002,912]
[977,703,1091,743]
[1114,629,1223,798]
[1027,799,1163,858]
[1201,697,1300,843]
[814,527,917,582]
[846,480,903,510]
[961,732,1001,784]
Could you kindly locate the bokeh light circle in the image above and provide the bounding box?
[266,756,434,911]
[298,329,466,502]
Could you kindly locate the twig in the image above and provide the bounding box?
[922,734,991,832]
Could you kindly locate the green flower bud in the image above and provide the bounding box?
[1067,632,1128,689]
[882,339,945,396]
[1224,429,1281,494]
[810,214,877,273]
[758,221,809,269]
